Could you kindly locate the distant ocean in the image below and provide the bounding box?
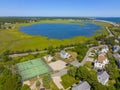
[96,17,120,22]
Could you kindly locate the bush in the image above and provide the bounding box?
[52,57,56,62]
[21,84,30,90]
[36,80,41,87]
[42,74,51,89]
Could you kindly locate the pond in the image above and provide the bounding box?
[20,22,103,39]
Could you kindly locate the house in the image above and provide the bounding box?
[118,36,120,39]
[60,50,71,59]
[72,81,91,90]
[115,39,119,43]
[113,45,120,53]
[12,26,16,29]
[4,22,11,25]
[97,71,109,85]
[94,54,109,69]
[113,53,120,60]
[101,46,109,54]
[44,55,53,62]
[113,54,120,68]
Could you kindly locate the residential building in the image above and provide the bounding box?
[113,54,120,68]
[44,55,53,62]
[118,36,120,39]
[113,45,120,53]
[72,81,91,90]
[97,71,109,85]
[94,54,109,69]
[115,39,119,43]
[60,50,71,59]
[101,46,109,54]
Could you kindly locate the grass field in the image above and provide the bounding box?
[17,58,51,81]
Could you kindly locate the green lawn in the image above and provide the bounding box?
[61,74,78,89]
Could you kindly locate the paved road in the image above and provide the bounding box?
[9,50,47,58]
[51,69,68,77]
[106,27,114,37]
[71,45,107,67]
[9,46,74,58]
[71,60,81,67]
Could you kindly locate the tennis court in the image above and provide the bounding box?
[17,58,51,81]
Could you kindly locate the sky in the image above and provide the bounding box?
[0,0,120,17]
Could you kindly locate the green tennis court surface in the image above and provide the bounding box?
[17,58,51,81]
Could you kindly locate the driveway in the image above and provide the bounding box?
[52,76,64,89]
[70,60,81,67]
[71,45,108,67]
[51,69,67,77]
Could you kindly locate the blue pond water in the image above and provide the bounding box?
[96,17,120,22]
[20,22,103,39]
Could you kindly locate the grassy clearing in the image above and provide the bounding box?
[61,74,78,89]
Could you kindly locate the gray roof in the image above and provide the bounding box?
[98,71,109,82]
[72,81,91,90]
[113,53,120,60]
[60,50,66,55]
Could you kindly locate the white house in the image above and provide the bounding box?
[44,55,53,62]
[60,50,71,59]
[97,71,109,85]
[94,54,109,69]
[101,46,109,54]
[115,39,119,43]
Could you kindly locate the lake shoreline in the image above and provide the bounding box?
[0,20,111,54]
[19,22,104,39]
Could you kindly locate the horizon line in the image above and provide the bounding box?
[0,16,120,18]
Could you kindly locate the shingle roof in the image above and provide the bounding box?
[113,53,120,60]
[97,54,107,62]
[98,71,109,82]
[72,81,91,90]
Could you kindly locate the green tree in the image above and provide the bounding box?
[36,80,41,87]
[74,44,88,62]
[3,75,21,90]
[43,74,51,89]
[47,46,55,56]
[67,67,77,78]
[52,57,56,62]
[21,84,30,90]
